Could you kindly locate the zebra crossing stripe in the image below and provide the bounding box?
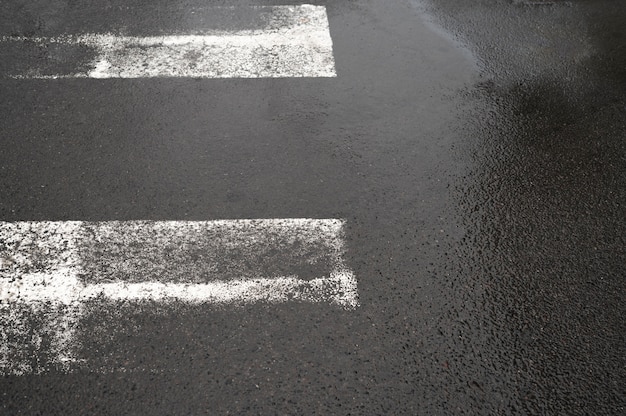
[0,219,358,375]
[0,5,336,79]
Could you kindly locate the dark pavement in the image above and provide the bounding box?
[1,0,624,414]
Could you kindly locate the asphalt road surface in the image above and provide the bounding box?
[1,0,624,414]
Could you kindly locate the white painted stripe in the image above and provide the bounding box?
[0,219,358,375]
[1,5,336,78]
[86,272,356,304]
[1,272,357,307]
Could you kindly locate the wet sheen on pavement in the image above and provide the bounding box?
[0,0,624,414]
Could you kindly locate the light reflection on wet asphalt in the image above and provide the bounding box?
[0,0,624,414]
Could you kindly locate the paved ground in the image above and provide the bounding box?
[0,0,624,414]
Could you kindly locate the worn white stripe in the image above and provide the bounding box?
[1,5,336,78]
[0,219,358,375]
[1,272,357,307]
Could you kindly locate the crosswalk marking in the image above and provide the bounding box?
[0,3,350,376]
[0,5,336,79]
[0,219,358,375]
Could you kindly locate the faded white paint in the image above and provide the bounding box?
[0,219,358,375]
[1,5,336,78]
[2,272,357,306]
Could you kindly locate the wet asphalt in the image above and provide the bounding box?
[0,0,624,414]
